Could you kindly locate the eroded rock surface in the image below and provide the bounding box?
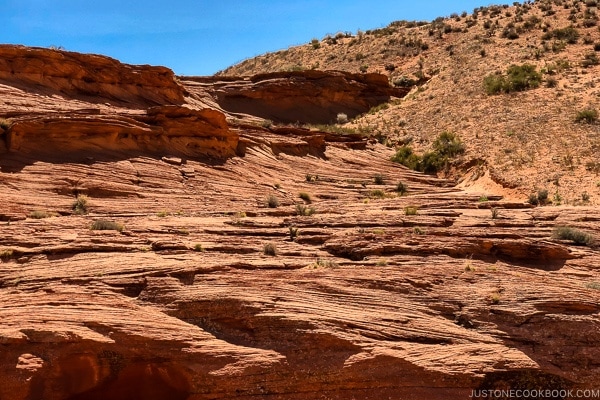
[0,45,599,400]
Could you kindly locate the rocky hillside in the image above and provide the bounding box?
[0,16,599,400]
[221,0,600,206]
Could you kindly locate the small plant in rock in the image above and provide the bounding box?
[528,193,539,206]
[267,195,280,208]
[479,195,489,202]
[193,243,205,252]
[373,174,386,185]
[537,189,549,205]
[263,242,278,256]
[491,207,499,219]
[156,211,168,217]
[404,206,418,215]
[289,226,299,241]
[90,220,124,232]
[28,210,55,219]
[0,248,14,261]
[553,226,595,246]
[369,189,386,199]
[396,181,408,196]
[296,204,316,216]
[575,108,598,124]
[299,192,312,203]
[72,194,89,215]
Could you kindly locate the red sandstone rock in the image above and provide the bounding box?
[0,46,598,400]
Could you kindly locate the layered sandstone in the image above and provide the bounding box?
[0,44,599,400]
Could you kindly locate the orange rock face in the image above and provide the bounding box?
[192,70,410,124]
[0,45,599,399]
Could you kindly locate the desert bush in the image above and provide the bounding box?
[391,146,421,170]
[484,64,541,94]
[392,132,464,174]
[542,26,580,43]
[299,192,312,203]
[296,204,316,216]
[310,38,320,49]
[72,194,89,215]
[553,226,595,246]
[28,210,54,219]
[373,174,385,185]
[90,219,123,232]
[575,108,598,124]
[369,189,386,199]
[267,195,280,208]
[263,242,278,256]
[396,181,408,195]
[0,248,14,261]
[582,52,599,67]
[433,131,465,157]
[289,226,299,241]
[194,243,204,252]
[404,206,418,215]
[336,113,348,124]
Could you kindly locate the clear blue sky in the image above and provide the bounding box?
[2,1,503,76]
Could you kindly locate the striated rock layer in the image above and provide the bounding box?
[0,45,599,400]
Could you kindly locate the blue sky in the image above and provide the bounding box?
[2,1,501,75]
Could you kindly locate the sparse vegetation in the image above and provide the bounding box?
[0,248,14,261]
[484,64,542,94]
[575,108,598,124]
[28,210,55,219]
[396,181,408,196]
[296,204,316,216]
[553,226,595,246]
[299,192,312,203]
[194,244,204,252]
[289,226,299,241]
[90,220,124,232]
[404,206,418,215]
[263,242,278,256]
[369,189,386,199]
[72,194,89,215]
[391,132,464,174]
[267,195,280,208]
[373,174,385,185]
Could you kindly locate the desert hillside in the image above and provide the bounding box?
[0,2,599,399]
[222,0,600,206]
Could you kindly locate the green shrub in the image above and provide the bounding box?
[391,146,421,170]
[553,226,595,246]
[90,220,124,232]
[267,195,280,208]
[263,242,278,256]
[575,109,598,124]
[391,132,464,174]
[542,26,580,44]
[72,194,89,215]
[484,64,541,94]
